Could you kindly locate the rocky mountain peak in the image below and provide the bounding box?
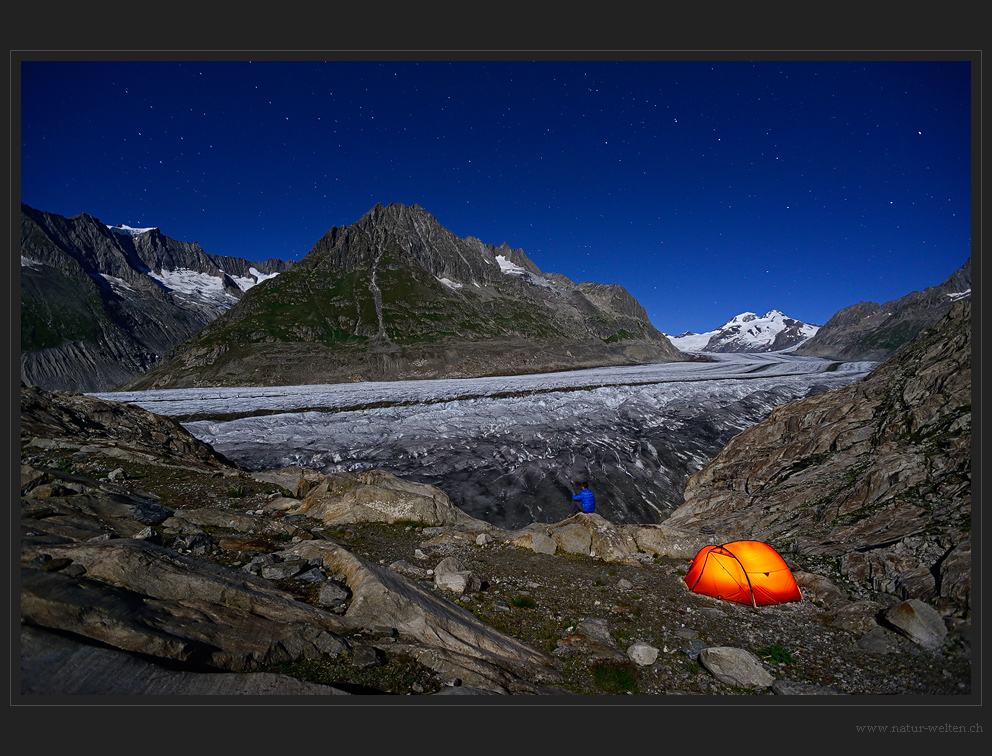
[20,204,294,392]
[120,203,685,390]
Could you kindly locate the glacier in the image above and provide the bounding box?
[96,352,878,530]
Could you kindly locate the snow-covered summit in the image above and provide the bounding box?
[666,309,819,354]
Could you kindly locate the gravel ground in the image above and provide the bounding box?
[333,521,972,697]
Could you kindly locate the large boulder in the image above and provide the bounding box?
[880,599,949,650]
[286,469,490,529]
[521,513,642,564]
[624,523,713,560]
[698,647,775,690]
[20,539,350,671]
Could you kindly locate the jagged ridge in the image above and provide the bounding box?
[20,204,295,392]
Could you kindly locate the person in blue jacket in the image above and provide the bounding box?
[570,482,595,514]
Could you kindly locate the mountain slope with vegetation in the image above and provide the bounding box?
[19,204,293,392]
[121,203,685,390]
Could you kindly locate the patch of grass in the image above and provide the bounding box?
[390,519,425,529]
[590,659,639,694]
[758,643,794,665]
[510,595,536,609]
[263,652,441,695]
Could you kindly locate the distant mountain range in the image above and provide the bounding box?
[20,204,295,392]
[665,255,970,362]
[19,201,971,392]
[665,310,820,353]
[20,203,685,392]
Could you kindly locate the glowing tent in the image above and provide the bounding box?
[684,540,803,607]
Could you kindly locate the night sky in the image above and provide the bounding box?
[19,58,973,335]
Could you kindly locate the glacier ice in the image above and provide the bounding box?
[97,352,876,529]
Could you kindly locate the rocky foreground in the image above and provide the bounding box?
[18,372,971,697]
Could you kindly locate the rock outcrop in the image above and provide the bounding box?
[663,300,971,617]
[20,383,237,470]
[272,468,491,530]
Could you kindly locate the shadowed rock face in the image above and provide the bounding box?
[19,383,237,470]
[20,204,294,393]
[665,300,971,615]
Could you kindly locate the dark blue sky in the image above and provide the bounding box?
[19,58,973,335]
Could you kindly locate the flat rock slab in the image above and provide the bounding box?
[19,625,350,696]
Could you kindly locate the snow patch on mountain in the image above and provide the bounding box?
[95,273,135,293]
[495,254,526,275]
[666,310,819,353]
[108,224,157,236]
[229,266,283,292]
[948,288,971,302]
[148,268,238,306]
[496,254,552,289]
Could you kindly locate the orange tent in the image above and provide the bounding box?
[684,540,803,607]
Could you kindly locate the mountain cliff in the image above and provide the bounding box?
[664,299,971,618]
[19,204,294,392]
[792,258,970,361]
[120,203,685,390]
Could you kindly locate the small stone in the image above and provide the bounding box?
[627,641,659,666]
[351,644,384,669]
[317,581,350,606]
[261,559,307,580]
[682,638,708,661]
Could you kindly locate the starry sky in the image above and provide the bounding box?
[19,57,973,335]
